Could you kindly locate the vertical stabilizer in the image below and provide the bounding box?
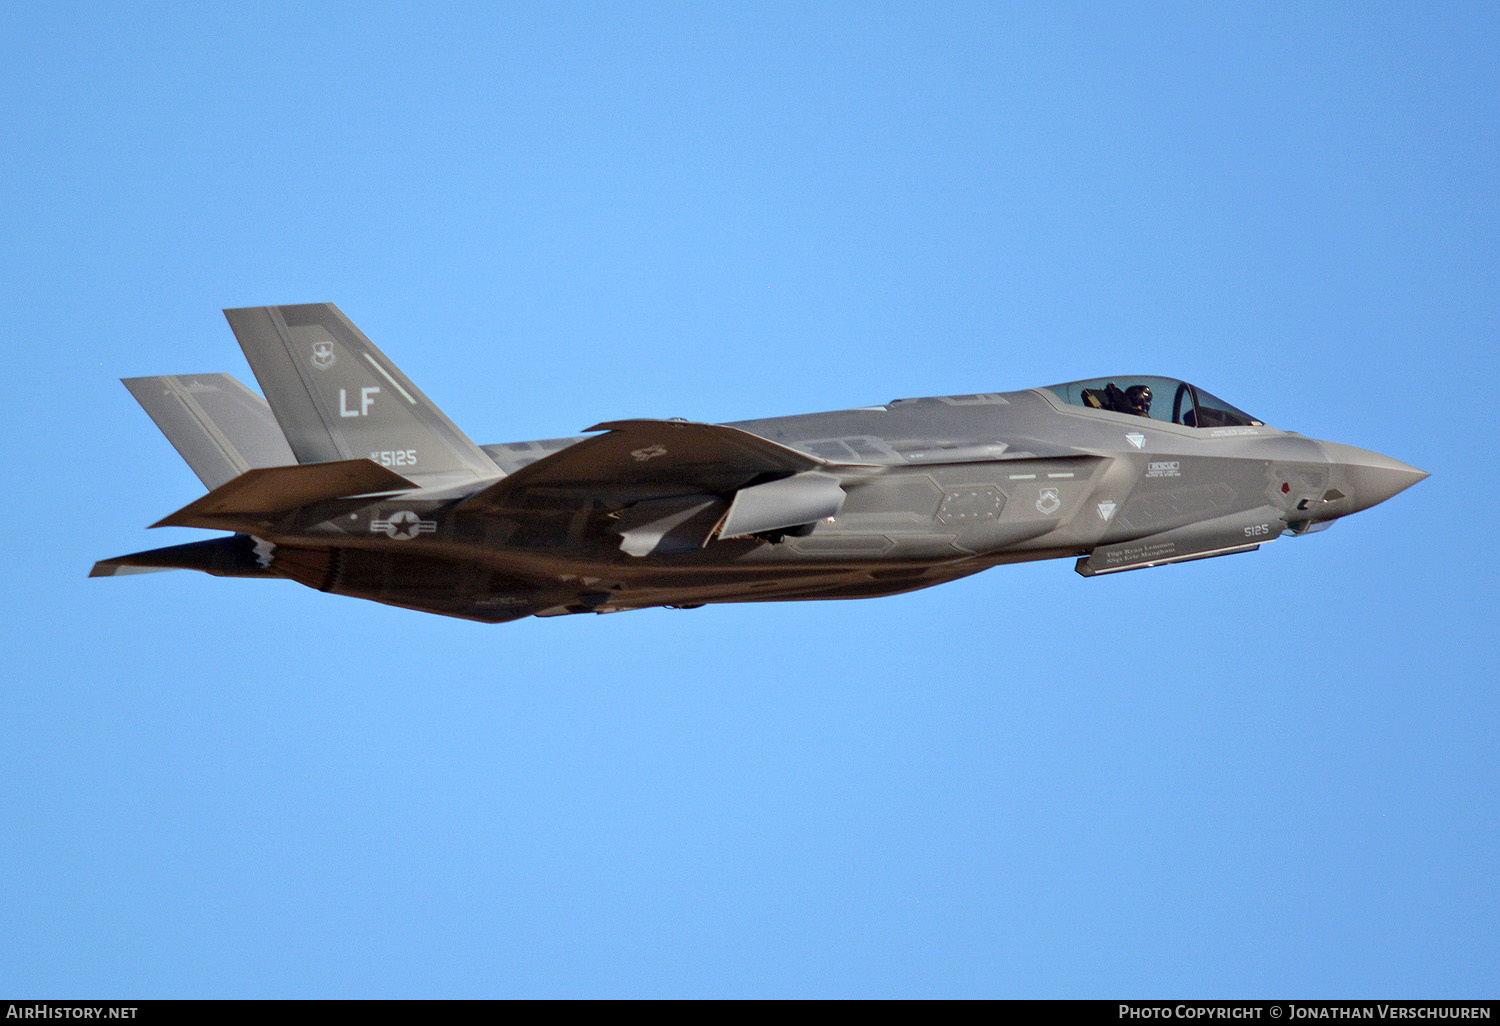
[222,304,500,482]
[123,373,296,489]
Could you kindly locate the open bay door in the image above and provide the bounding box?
[717,472,846,539]
[458,419,854,558]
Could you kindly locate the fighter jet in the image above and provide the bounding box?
[93,303,1427,622]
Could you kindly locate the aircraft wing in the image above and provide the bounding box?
[458,419,833,511]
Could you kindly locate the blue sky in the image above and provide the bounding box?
[2,2,1496,997]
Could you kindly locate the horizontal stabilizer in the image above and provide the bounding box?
[89,561,174,577]
[124,374,296,489]
[223,303,499,483]
[154,458,415,530]
[460,419,826,512]
[91,535,274,578]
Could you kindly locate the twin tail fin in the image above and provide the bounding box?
[222,303,499,484]
[123,373,296,489]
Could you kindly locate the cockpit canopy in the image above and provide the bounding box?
[1046,376,1263,428]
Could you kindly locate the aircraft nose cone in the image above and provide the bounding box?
[1319,441,1429,512]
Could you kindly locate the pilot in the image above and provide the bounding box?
[1086,382,1153,417]
[1122,384,1152,418]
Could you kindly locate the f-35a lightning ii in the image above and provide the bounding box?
[94,304,1427,622]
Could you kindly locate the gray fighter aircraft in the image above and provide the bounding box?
[93,303,1427,622]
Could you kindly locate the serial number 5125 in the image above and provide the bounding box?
[371,450,418,467]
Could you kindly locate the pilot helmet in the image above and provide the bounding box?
[1124,384,1152,416]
